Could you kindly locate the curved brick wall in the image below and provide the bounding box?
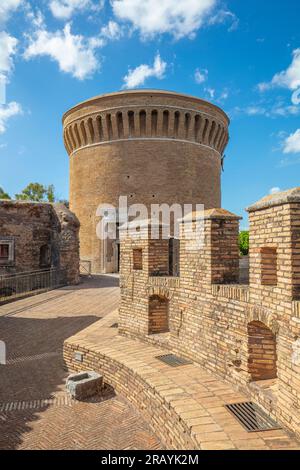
[63,90,230,272]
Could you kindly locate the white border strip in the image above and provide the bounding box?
[70,137,222,158]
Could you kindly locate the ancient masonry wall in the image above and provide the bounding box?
[63,341,198,450]
[119,188,300,439]
[0,200,80,284]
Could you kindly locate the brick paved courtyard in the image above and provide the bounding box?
[0,276,161,450]
[1,275,300,450]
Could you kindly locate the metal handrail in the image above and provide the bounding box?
[0,268,67,303]
[79,260,92,277]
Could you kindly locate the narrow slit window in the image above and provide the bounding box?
[128,111,135,137]
[139,110,146,137]
[117,112,124,139]
[151,110,158,136]
[133,248,143,270]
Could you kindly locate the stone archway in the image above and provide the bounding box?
[248,321,277,381]
[149,295,169,335]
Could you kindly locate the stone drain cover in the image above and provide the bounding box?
[155,353,193,367]
[225,401,282,432]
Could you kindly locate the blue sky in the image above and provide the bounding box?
[0,0,300,227]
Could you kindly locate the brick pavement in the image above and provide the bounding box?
[64,310,300,450]
[0,275,161,450]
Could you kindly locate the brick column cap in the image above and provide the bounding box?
[119,218,169,230]
[247,186,300,213]
[179,208,241,223]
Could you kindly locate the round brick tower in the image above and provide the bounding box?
[63,90,230,273]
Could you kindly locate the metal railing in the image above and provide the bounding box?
[79,260,92,277]
[0,268,67,303]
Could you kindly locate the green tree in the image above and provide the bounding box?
[15,183,56,202]
[0,187,11,199]
[239,231,249,256]
[58,199,70,209]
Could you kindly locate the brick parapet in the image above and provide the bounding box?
[119,189,300,438]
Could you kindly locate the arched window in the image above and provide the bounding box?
[128,111,135,137]
[174,111,180,138]
[163,110,169,136]
[151,110,158,136]
[117,112,124,139]
[139,110,146,137]
[149,295,169,334]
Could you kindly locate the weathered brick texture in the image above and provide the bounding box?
[119,187,300,439]
[0,201,80,284]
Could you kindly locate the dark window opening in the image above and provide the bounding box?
[0,244,9,260]
[169,238,180,276]
[39,245,51,268]
[149,295,169,334]
[133,248,143,270]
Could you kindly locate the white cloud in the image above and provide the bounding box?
[0,0,22,24]
[208,9,239,32]
[0,102,22,134]
[100,21,123,40]
[283,129,300,154]
[194,68,208,84]
[258,48,300,92]
[25,8,45,28]
[0,32,18,76]
[112,0,218,39]
[0,32,18,96]
[270,187,281,195]
[24,23,103,80]
[49,0,102,20]
[123,53,167,88]
[234,100,300,118]
[219,89,229,101]
[205,87,215,99]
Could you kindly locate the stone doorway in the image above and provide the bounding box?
[247,321,277,381]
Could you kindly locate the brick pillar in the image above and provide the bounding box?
[179,208,240,287]
[119,220,169,337]
[247,187,300,303]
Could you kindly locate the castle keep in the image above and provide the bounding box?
[63,90,229,274]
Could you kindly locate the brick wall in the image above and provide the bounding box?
[119,188,300,439]
[0,200,80,284]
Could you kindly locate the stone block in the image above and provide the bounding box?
[66,371,103,400]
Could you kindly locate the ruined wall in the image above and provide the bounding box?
[0,200,80,285]
[119,188,300,438]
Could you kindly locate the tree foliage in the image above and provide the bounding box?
[15,183,55,202]
[239,230,249,256]
[0,187,11,199]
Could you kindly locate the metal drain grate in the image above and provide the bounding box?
[155,353,192,367]
[110,323,118,328]
[225,402,281,432]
